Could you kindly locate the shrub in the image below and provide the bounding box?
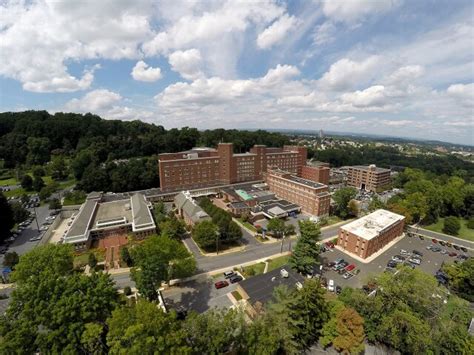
[443,216,461,236]
[467,218,474,230]
[124,286,132,296]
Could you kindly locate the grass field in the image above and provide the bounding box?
[424,218,474,241]
[0,177,19,186]
[2,176,75,198]
[241,255,291,277]
[236,218,257,232]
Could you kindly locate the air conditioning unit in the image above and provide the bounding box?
[280,269,289,278]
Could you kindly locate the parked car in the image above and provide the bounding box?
[400,249,410,256]
[457,254,468,260]
[335,285,342,295]
[328,279,335,292]
[214,281,229,289]
[325,241,335,248]
[392,255,405,263]
[460,246,468,253]
[439,241,446,246]
[431,247,442,252]
[387,260,397,268]
[229,275,243,284]
[343,272,353,279]
[448,252,457,257]
[432,238,438,243]
[320,277,328,288]
[334,258,344,265]
[345,264,356,272]
[440,249,448,254]
[408,258,421,265]
[412,250,423,257]
[0,246,8,254]
[453,245,460,250]
[419,235,424,240]
[223,271,235,279]
[446,242,452,248]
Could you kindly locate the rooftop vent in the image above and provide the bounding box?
[280,269,289,278]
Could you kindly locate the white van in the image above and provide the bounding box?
[328,279,335,292]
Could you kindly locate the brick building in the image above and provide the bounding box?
[158,143,307,192]
[301,165,330,185]
[337,209,405,259]
[347,164,391,192]
[264,169,330,217]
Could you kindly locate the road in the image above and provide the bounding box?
[111,223,344,287]
[407,226,473,249]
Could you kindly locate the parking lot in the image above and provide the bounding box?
[162,272,243,313]
[319,234,472,290]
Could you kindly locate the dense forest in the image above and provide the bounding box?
[311,146,474,181]
[0,111,290,192]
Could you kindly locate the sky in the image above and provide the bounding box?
[0,0,473,145]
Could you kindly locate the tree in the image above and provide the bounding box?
[333,187,357,219]
[32,176,45,192]
[88,252,97,269]
[50,156,68,180]
[289,221,321,275]
[1,244,119,354]
[184,309,247,354]
[159,215,186,240]
[106,301,190,354]
[267,218,286,238]
[120,246,133,267]
[26,136,50,165]
[10,202,29,223]
[332,307,365,354]
[20,174,33,190]
[0,193,14,243]
[32,166,45,178]
[3,251,19,269]
[192,220,218,251]
[130,235,196,301]
[443,216,461,236]
[442,258,474,301]
[49,198,61,210]
[378,309,432,354]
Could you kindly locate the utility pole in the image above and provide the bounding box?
[280,232,285,254]
[216,232,219,255]
[33,205,40,233]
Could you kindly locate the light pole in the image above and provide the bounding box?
[33,205,40,233]
[216,231,220,255]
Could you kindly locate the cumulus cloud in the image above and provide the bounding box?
[320,0,401,24]
[447,83,474,104]
[313,21,337,45]
[168,49,203,80]
[0,0,153,92]
[131,61,162,82]
[64,89,122,112]
[318,56,381,90]
[257,14,300,49]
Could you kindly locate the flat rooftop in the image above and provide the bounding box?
[92,200,132,229]
[340,209,404,241]
[65,199,98,240]
[350,165,391,173]
[288,175,325,189]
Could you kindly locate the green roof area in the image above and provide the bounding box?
[236,189,253,201]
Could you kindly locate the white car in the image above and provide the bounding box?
[408,258,421,265]
[328,279,335,292]
[400,249,410,256]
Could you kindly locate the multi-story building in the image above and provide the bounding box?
[264,169,330,217]
[158,143,307,192]
[301,165,330,185]
[347,164,391,192]
[337,209,405,259]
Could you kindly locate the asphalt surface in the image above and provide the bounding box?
[407,225,473,249]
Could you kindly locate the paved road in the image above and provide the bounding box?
[111,223,344,287]
[407,226,473,249]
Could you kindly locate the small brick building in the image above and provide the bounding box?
[337,209,405,259]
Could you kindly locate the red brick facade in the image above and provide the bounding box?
[159,144,307,192]
[264,169,330,216]
[347,165,391,192]
[301,165,330,185]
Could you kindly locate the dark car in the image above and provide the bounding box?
[449,252,457,257]
[335,286,342,295]
[453,245,460,250]
[431,247,442,252]
[460,246,468,253]
[214,280,229,289]
[419,235,424,240]
[439,241,446,246]
[229,275,243,284]
[432,239,438,243]
[387,260,397,268]
[223,271,236,279]
[412,250,423,257]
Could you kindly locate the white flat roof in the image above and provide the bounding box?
[340,209,404,241]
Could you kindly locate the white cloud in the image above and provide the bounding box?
[341,85,388,108]
[447,83,474,103]
[131,61,162,82]
[64,89,122,111]
[168,49,203,80]
[260,64,300,85]
[257,14,299,49]
[321,0,401,24]
[0,0,153,92]
[318,56,381,90]
[313,21,337,45]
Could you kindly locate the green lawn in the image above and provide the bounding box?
[267,255,291,271]
[0,177,19,186]
[242,262,266,277]
[73,249,105,267]
[242,255,291,278]
[2,176,75,199]
[237,218,257,232]
[424,218,474,241]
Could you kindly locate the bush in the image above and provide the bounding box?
[467,218,474,230]
[88,253,97,269]
[124,286,132,296]
[443,216,461,236]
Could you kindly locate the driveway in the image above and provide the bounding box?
[162,274,236,313]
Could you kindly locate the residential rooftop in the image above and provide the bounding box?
[340,209,405,241]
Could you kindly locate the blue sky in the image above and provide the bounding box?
[1,0,473,144]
